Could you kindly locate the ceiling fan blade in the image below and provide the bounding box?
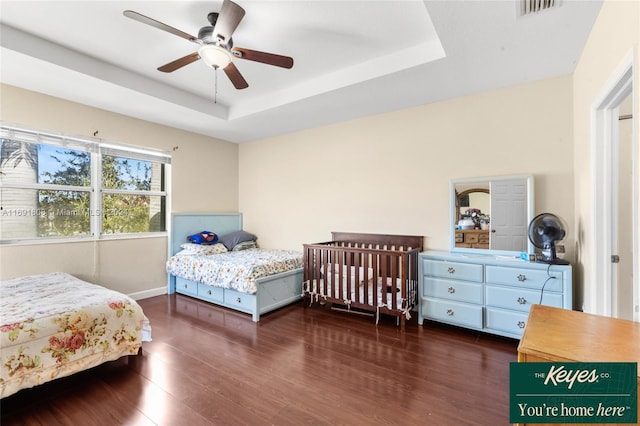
[123,10,198,43]
[158,52,200,73]
[223,62,249,89]
[212,0,246,44]
[232,47,294,69]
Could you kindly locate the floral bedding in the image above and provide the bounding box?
[166,248,303,294]
[0,272,151,398]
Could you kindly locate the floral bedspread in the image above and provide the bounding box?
[0,272,151,398]
[166,248,303,294]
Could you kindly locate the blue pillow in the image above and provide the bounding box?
[219,230,257,250]
[187,231,218,245]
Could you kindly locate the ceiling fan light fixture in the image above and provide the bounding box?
[125,1,293,90]
[198,45,232,69]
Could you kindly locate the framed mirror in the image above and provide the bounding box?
[450,174,535,255]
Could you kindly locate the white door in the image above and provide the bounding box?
[591,57,637,320]
[612,94,634,320]
[490,179,528,251]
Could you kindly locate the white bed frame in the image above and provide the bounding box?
[168,213,303,321]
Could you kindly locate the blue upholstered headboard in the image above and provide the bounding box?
[170,212,243,256]
[167,213,243,293]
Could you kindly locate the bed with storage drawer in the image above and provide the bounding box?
[303,232,422,331]
[418,251,572,339]
[167,213,304,322]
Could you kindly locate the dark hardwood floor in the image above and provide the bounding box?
[1,294,518,425]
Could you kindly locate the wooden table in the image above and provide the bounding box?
[517,304,640,426]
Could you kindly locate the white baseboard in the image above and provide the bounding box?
[129,286,167,300]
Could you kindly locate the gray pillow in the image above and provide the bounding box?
[219,230,257,250]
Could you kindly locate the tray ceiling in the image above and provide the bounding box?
[0,1,603,143]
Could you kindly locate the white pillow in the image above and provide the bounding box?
[179,243,228,255]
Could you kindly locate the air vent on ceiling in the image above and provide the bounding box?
[519,0,559,16]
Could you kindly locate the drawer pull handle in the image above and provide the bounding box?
[208,289,212,295]
[184,284,188,289]
[447,267,455,274]
[448,287,456,294]
[517,297,527,305]
[517,274,527,282]
[237,297,242,303]
[517,321,526,329]
[446,309,454,316]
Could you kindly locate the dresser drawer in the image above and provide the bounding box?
[422,298,483,329]
[423,259,483,283]
[224,289,255,312]
[197,283,224,304]
[465,234,479,244]
[424,278,483,304]
[485,265,563,292]
[485,307,528,337]
[485,285,563,312]
[176,276,198,297]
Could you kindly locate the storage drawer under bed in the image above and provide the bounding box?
[197,283,224,304]
[224,289,256,312]
[176,276,197,297]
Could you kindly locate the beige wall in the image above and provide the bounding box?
[6,0,635,309]
[239,75,574,259]
[573,0,640,314]
[0,84,239,296]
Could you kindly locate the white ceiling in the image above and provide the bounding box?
[0,0,603,143]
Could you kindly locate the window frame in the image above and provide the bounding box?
[0,124,171,244]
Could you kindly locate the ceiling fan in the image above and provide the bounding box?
[123,0,294,90]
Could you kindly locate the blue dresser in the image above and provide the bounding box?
[418,251,573,339]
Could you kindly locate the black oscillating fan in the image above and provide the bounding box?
[527,213,570,265]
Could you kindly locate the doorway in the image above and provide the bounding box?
[614,94,634,320]
[591,53,637,320]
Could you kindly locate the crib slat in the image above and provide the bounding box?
[390,253,398,310]
[362,251,370,306]
[337,247,343,298]
[324,247,331,298]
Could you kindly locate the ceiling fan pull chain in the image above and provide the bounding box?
[214,68,218,104]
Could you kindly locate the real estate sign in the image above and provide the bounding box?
[510,362,637,424]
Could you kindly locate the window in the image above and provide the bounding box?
[0,125,170,242]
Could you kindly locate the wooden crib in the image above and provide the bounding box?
[303,232,422,330]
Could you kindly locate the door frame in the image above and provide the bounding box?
[590,51,636,319]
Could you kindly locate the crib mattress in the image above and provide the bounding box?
[166,248,303,294]
[0,272,151,398]
[305,277,414,311]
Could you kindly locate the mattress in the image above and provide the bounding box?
[0,272,151,398]
[320,264,376,286]
[304,276,413,311]
[166,248,303,294]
